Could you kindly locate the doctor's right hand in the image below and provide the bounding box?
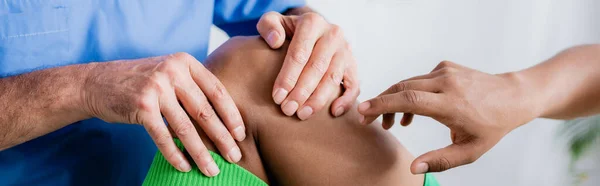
[80,52,245,177]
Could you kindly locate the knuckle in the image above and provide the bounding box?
[439,67,456,75]
[376,96,390,107]
[134,95,153,112]
[157,61,181,77]
[402,90,420,105]
[264,11,280,19]
[215,131,232,143]
[436,156,453,172]
[192,150,212,166]
[438,60,454,68]
[171,52,194,62]
[302,12,324,24]
[290,48,309,66]
[211,82,226,100]
[164,149,180,163]
[280,76,298,89]
[393,82,409,92]
[196,104,215,121]
[295,88,311,101]
[153,132,172,149]
[175,123,194,138]
[328,71,343,85]
[328,24,344,39]
[310,58,328,74]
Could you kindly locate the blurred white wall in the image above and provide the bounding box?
[208,1,600,185]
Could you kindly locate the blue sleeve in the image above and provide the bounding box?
[213,0,306,36]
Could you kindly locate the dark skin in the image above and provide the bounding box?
[0,6,359,177]
[187,36,424,185]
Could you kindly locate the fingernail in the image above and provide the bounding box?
[334,106,345,117]
[358,115,365,124]
[233,126,246,141]
[179,156,192,172]
[227,146,242,163]
[414,163,429,174]
[297,106,313,120]
[206,161,220,177]
[267,31,278,47]
[282,101,299,116]
[358,102,371,112]
[273,88,288,105]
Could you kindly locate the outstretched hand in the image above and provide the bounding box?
[357,61,541,174]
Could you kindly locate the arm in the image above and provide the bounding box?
[517,44,600,119]
[0,55,247,177]
[357,44,600,174]
[0,65,90,150]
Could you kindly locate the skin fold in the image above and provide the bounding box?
[187,36,424,186]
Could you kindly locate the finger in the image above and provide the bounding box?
[257,11,296,48]
[296,49,346,120]
[331,50,360,117]
[193,101,242,165]
[272,13,327,105]
[187,63,243,166]
[358,91,445,124]
[400,113,414,126]
[181,69,246,142]
[188,59,246,143]
[160,93,220,177]
[138,97,191,173]
[289,29,342,119]
[382,113,395,130]
[179,76,241,164]
[411,144,479,174]
[380,79,442,96]
[360,79,441,124]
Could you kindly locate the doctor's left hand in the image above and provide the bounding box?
[257,11,359,120]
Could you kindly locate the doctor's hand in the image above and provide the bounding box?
[357,61,541,174]
[257,11,359,120]
[82,53,245,177]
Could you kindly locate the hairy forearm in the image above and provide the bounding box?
[516,44,600,120]
[0,64,91,150]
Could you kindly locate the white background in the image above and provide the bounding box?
[208,1,600,185]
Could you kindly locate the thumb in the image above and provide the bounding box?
[410,144,478,174]
[257,11,293,49]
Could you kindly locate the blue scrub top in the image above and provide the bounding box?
[0,0,304,185]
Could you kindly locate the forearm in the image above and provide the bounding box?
[0,64,91,150]
[516,44,600,120]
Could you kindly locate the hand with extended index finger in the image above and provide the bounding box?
[356,61,541,174]
[256,11,360,120]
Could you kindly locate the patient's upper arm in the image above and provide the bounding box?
[204,36,423,186]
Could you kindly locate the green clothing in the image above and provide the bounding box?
[143,139,440,186]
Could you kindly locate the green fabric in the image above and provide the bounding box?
[143,140,439,186]
[143,139,267,186]
[424,173,441,186]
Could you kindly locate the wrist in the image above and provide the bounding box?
[499,71,548,125]
[67,63,97,120]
